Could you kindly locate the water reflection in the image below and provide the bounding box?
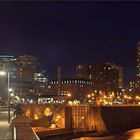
[126,129,140,140]
[73,128,140,140]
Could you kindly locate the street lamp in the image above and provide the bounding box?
[66,93,72,104]
[0,71,10,123]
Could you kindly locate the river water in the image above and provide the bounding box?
[72,128,140,140]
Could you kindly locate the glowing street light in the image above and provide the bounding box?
[117,96,120,99]
[128,96,132,100]
[67,93,71,97]
[66,93,72,104]
[87,94,91,98]
[124,95,127,99]
[9,88,13,92]
[0,71,6,76]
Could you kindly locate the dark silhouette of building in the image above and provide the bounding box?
[136,42,140,91]
[76,63,123,96]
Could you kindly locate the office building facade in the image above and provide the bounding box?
[76,63,123,96]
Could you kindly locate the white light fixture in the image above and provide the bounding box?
[0,71,6,76]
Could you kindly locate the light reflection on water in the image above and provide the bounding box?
[126,129,140,140]
[72,128,140,140]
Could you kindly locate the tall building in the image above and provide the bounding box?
[16,55,36,82]
[104,63,123,88]
[76,64,94,80]
[136,42,140,88]
[13,55,37,98]
[0,55,17,99]
[34,71,48,93]
[102,63,123,95]
[76,63,123,96]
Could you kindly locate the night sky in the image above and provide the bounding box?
[0,2,139,86]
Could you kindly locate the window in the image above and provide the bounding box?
[78,65,83,69]
[89,65,92,69]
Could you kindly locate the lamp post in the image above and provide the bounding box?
[7,72,10,123]
[0,71,10,123]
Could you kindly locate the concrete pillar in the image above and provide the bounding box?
[94,106,108,135]
[65,106,72,131]
[12,115,39,140]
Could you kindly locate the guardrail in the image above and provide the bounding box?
[12,115,40,140]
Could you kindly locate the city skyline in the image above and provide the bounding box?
[0,2,140,140]
[0,2,139,85]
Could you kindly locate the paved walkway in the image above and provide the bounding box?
[0,108,13,140]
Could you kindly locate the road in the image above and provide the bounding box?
[72,128,140,140]
[0,106,13,140]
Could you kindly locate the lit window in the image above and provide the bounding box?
[89,65,92,69]
[78,65,83,69]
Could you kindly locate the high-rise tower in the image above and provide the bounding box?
[136,42,140,88]
[16,55,36,82]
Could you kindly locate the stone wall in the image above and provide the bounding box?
[20,104,140,135]
[100,106,140,134]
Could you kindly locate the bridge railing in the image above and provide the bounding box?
[12,115,40,140]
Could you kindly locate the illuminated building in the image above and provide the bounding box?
[0,55,37,99]
[130,42,140,94]
[76,63,123,96]
[129,81,136,93]
[76,64,94,80]
[0,55,17,99]
[34,71,48,93]
[16,55,36,82]
[48,79,93,103]
[102,63,123,94]
[0,55,48,101]
[13,55,37,98]
[0,55,17,68]
[136,42,140,89]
